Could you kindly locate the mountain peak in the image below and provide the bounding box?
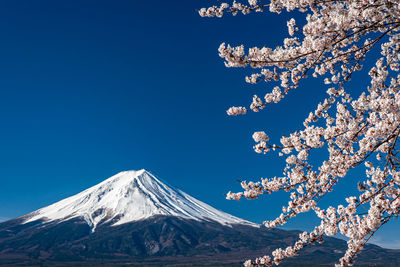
[116,169,147,176]
[23,170,257,232]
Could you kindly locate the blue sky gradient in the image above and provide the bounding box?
[0,0,399,248]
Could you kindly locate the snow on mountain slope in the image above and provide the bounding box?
[24,169,257,231]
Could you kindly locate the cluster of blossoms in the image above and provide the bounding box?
[198,0,265,17]
[227,106,247,115]
[201,0,400,266]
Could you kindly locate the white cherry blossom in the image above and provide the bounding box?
[200,0,400,266]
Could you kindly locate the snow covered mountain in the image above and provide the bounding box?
[1,170,399,266]
[24,169,255,231]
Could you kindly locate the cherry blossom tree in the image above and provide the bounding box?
[199,0,400,266]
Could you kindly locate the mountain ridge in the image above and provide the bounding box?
[23,169,256,232]
[1,170,400,266]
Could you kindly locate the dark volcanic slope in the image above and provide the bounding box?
[1,215,400,267]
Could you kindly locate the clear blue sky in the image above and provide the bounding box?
[0,0,399,248]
